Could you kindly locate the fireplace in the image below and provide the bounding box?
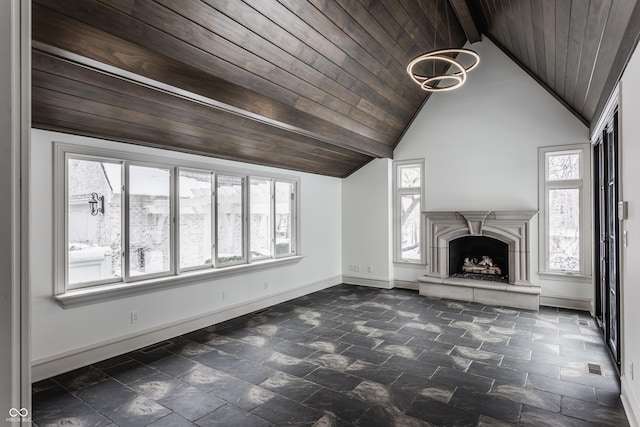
[418,211,541,309]
[449,236,509,283]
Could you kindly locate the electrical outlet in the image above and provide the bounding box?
[130,311,139,324]
[367,266,373,273]
[264,281,269,290]
[222,291,227,301]
[350,264,361,272]
[631,362,634,380]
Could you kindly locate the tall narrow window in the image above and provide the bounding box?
[394,160,424,263]
[216,174,245,264]
[128,164,173,277]
[179,169,213,270]
[67,157,122,287]
[275,181,295,256]
[539,144,591,277]
[250,178,272,259]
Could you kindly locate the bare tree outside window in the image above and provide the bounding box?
[395,162,423,262]
[548,188,580,271]
[401,194,421,260]
[548,153,580,181]
[543,150,584,273]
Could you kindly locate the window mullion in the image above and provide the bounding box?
[175,167,181,275]
[212,173,218,269]
[271,180,275,258]
[124,161,131,282]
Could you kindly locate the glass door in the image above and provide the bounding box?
[594,110,621,369]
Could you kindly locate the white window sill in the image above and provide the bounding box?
[55,256,303,309]
[538,271,592,284]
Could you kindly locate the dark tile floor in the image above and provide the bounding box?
[32,285,630,426]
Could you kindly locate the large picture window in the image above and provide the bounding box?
[393,159,424,263]
[538,144,591,278]
[56,143,299,302]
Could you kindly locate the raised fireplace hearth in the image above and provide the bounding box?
[418,211,541,310]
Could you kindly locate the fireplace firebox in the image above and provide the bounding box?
[449,236,509,283]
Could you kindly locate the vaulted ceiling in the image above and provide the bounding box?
[32,0,640,177]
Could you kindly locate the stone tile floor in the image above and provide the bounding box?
[32,285,630,426]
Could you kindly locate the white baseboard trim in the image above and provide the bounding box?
[342,276,393,289]
[32,275,342,382]
[540,294,592,312]
[622,375,640,427]
[393,280,419,290]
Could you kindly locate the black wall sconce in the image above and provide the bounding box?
[88,192,105,216]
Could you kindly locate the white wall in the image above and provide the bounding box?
[620,43,640,426]
[348,38,592,306]
[31,129,342,380]
[342,158,393,287]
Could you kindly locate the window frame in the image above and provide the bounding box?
[248,176,274,261]
[215,172,248,267]
[274,179,298,258]
[538,143,592,280]
[54,142,301,306]
[62,153,125,291]
[392,159,425,264]
[124,160,176,282]
[176,167,214,273]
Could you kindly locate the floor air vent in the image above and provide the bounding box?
[579,319,589,326]
[588,363,603,375]
[139,341,172,353]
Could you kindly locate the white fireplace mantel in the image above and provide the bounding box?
[418,210,541,310]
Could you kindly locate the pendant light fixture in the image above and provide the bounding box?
[406,0,479,92]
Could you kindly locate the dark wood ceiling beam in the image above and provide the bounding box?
[448,0,482,43]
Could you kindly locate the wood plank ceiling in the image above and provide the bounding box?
[474,0,640,129]
[32,0,640,177]
[32,0,466,177]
